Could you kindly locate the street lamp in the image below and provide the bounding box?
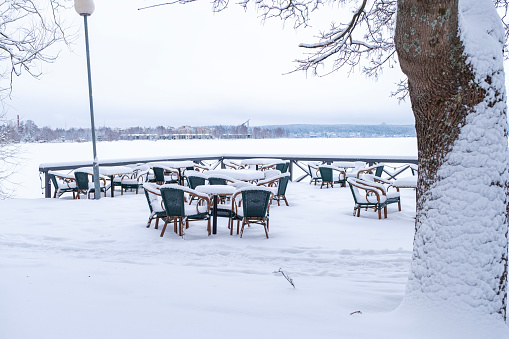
[75,0,100,200]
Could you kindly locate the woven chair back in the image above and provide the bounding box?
[318,167,333,182]
[241,190,271,218]
[144,189,158,214]
[208,177,227,185]
[374,165,384,177]
[153,167,165,183]
[160,187,186,217]
[187,175,206,189]
[74,172,90,190]
[277,175,290,196]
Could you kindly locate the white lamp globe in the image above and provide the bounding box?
[74,0,95,16]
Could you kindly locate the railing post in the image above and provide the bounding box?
[44,171,51,198]
[289,160,294,181]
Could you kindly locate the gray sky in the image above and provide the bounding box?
[5,0,415,129]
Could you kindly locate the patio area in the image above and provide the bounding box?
[0,179,416,338]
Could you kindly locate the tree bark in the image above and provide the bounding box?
[395,0,508,318]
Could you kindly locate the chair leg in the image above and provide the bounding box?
[398,201,401,211]
[384,206,388,219]
[146,217,152,228]
[160,219,168,237]
[378,208,382,219]
[240,221,246,238]
[155,217,159,230]
[207,219,211,236]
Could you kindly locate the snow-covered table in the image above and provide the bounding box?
[206,169,265,182]
[75,166,133,197]
[195,185,237,235]
[240,158,283,170]
[392,176,417,189]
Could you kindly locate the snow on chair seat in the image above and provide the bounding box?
[347,177,391,219]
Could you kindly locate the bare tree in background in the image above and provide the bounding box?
[0,0,70,95]
[149,0,509,325]
[0,0,70,198]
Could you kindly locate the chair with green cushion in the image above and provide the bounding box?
[49,171,78,199]
[318,166,346,189]
[74,171,110,199]
[159,185,211,237]
[142,183,167,229]
[120,168,148,195]
[257,173,290,206]
[153,166,179,185]
[351,163,385,179]
[186,172,207,204]
[275,161,290,173]
[307,162,322,186]
[207,177,228,185]
[230,187,273,238]
[347,177,388,219]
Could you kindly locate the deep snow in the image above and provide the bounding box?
[0,138,508,338]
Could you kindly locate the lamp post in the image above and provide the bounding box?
[75,0,100,200]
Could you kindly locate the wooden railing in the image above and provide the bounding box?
[39,154,418,198]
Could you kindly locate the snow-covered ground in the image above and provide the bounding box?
[1,138,508,338]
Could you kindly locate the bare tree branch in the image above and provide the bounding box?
[0,0,72,99]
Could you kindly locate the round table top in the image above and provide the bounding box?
[206,169,264,181]
[195,185,237,195]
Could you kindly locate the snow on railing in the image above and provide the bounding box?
[39,154,418,198]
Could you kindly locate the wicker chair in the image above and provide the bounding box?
[186,172,207,204]
[307,162,322,186]
[48,171,78,199]
[142,183,167,229]
[159,185,211,237]
[119,168,148,195]
[153,166,179,185]
[260,161,289,173]
[318,166,346,189]
[230,187,273,238]
[346,163,384,179]
[347,177,399,219]
[223,159,242,170]
[257,173,290,206]
[74,171,110,199]
[362,174,401,212]
[356,164,385,178]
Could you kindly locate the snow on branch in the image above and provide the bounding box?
[292,0,398,78]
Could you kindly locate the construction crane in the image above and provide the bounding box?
[241,119,250,128]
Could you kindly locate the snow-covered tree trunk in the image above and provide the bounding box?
[395,0,509,319]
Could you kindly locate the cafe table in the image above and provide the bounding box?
[75,166,133,197]
[206,169,265,182]
[240,158,283,170]
[195,185,236,235]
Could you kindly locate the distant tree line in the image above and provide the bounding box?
[0,119,416,143]
[0,120,290,142]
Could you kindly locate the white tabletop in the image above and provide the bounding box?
[148,161,195,169]
[207,169,264,181]
[392,176,417,188]
[332,162,357,169]
[76,166,133,176]
[195,185,237,195]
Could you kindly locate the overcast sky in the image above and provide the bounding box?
[5,0,417,129]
